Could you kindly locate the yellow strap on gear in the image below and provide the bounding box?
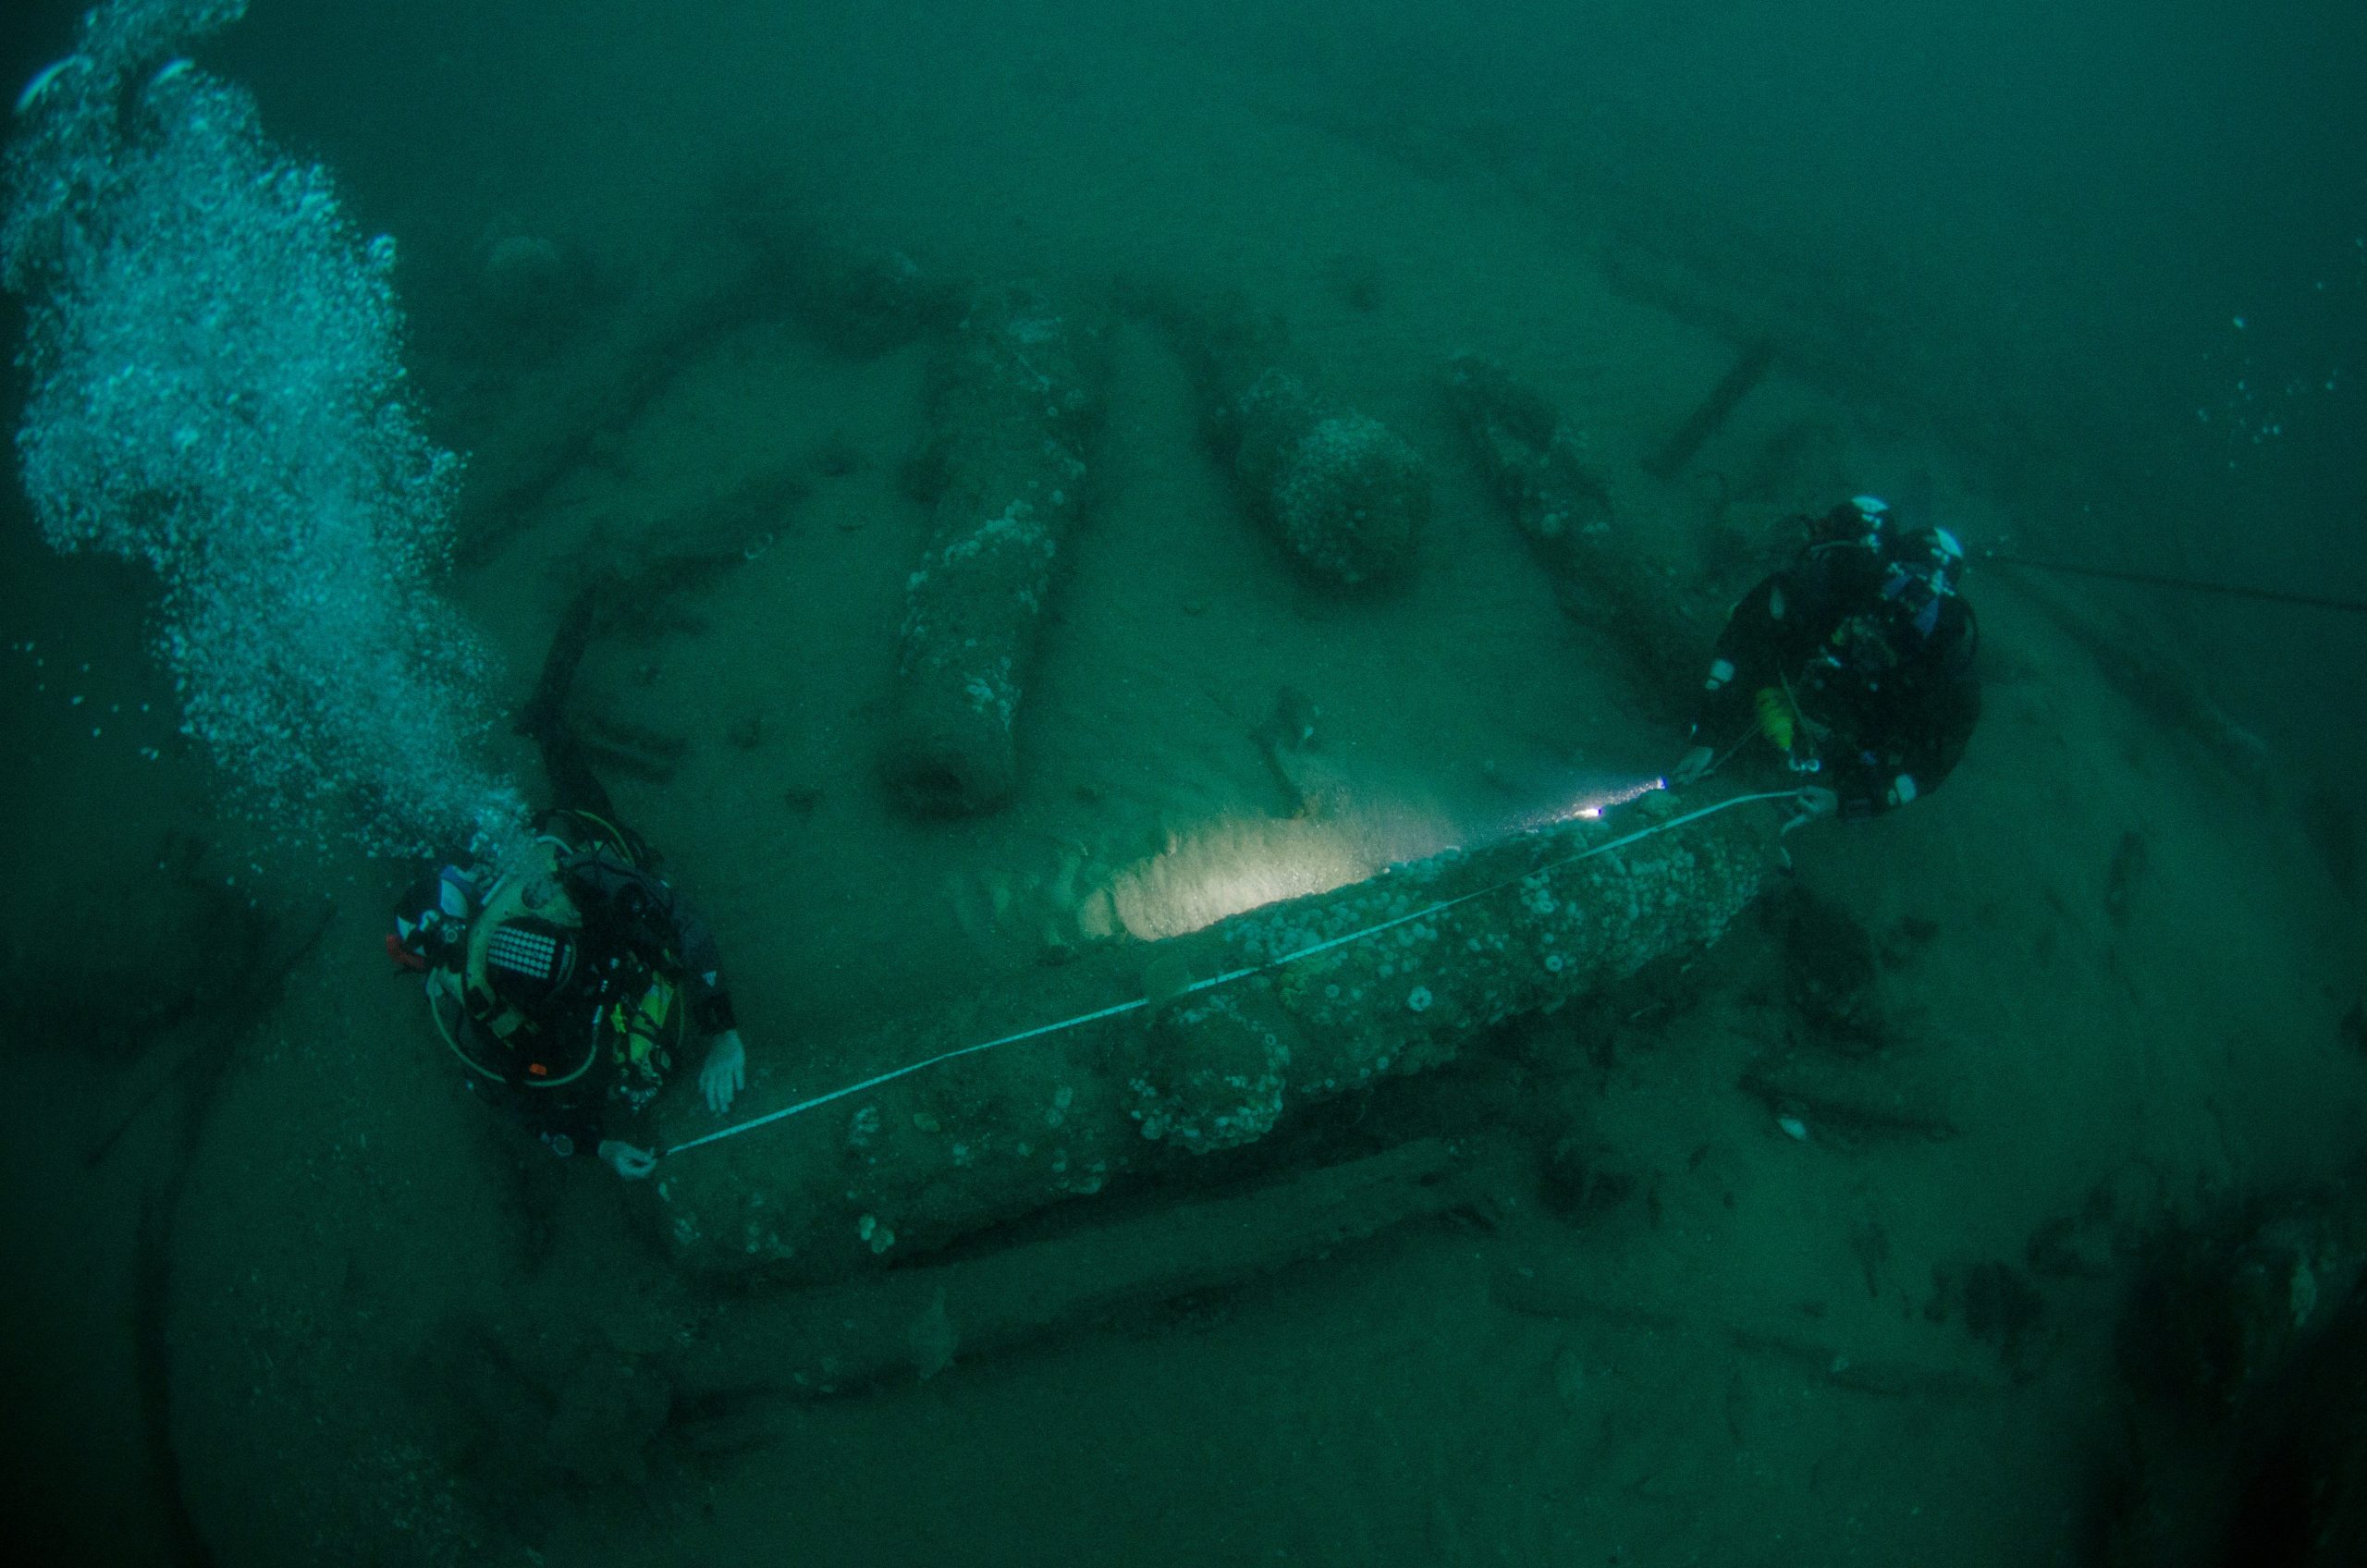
[1754,686,1797,751]
[609,974,680,1068]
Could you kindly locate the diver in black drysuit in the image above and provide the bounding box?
[388,580,747,1180]
[1672,496,1981,828]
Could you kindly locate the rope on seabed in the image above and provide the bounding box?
[660,789,1798,1159]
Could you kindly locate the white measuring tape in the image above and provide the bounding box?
[660,789,1795,1158]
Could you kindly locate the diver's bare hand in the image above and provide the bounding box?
[701,1029,748,1115]
[1671,745,1716,786]
[598,1140,657,1180]
[1781,786,1839,836]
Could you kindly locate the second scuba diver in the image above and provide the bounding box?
[1673,495,1981,831]
[387,581,749,1180]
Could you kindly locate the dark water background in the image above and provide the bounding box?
[44,0,2355,769]
[10,0,2357,655]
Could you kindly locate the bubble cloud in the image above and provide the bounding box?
[4,0,521,858]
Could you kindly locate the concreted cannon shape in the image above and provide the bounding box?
[1150,290,1429,589]
[882,285,1104,815]
[648,786,1779,1281]
[1443,354,1705,718]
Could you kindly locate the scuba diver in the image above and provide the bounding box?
[386,582,747,1180]
[1672,495,1980,830]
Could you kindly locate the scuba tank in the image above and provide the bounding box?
[422,811,685,1091]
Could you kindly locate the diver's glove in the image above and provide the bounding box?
[1780,786,1839,836]
[599,1140,657,1180]
[1671,745,1716,786]
[701,1029,748,1115]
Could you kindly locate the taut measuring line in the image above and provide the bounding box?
[1983,550,2367,616]
[662,790,1795,1159]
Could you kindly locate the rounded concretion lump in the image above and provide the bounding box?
[1272,411,1429,586]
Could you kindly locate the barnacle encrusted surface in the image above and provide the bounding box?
[1228,369,1428,587]
[883,285,1101,815]
[651,789,1772,1282]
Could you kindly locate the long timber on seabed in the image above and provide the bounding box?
[647,787,1780,1282]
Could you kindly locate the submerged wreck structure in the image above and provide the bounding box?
[882,285,1103,815]
[1151,291,1429,588]
[649,784,1779,1285]
[1444,354,1707,717]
